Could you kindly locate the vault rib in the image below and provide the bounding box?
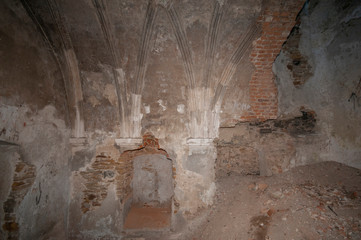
[211,22,261,108]
[202,0,225,89]
[47,0,85,138]
[165,3,196,108]
[19,0,69,117]
[134,0,158,95]
[92,0,121,67]
[46,0,71,50]
[92,0,129,131]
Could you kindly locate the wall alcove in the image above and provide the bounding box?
[120,134,174,231]
[124,154,173,230]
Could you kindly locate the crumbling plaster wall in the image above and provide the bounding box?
[7,0,359,238]
[64,0,275,236]
[0,143,36,240]
[274,0,361,169]
[65,1,270,234]
[216,0,361,177]
[217,110,318,177]
[0,1,72,240]
[0,0,306,237]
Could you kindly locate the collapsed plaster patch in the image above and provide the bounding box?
[201,182,216,205]
[0,105,27,142]
[177,104,185,114]
[0,105,68,145]
[89,78,102,92]
[0,146,21,234]
[144,105,150,114]
[76,133,170,216]
[157,99,167,111]
[88,96,101,107]
[73,183,122,239]
[1,149,36,240]
[103,84,118,106]
[0,103,70,239]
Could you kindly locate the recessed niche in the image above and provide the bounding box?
[124,154,173,230]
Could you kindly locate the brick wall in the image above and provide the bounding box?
[2,160,36,239]
[242,0,305,121]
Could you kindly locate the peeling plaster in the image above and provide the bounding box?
[201,182,216,205]
[103,84,118,106]
[177,104,185,114]
[157,99,167,111]
[88,96,101,107]
[144,105,151,114]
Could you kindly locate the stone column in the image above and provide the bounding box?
[185,138,216,207]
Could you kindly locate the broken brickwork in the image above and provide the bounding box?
[244,0,305,121]
[216,109,316,177]
[2,160,36,239]
[80,133,172,213]
[282,26,313,87]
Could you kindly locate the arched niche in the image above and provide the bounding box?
[120,134,174,231]
[132,154,173,208]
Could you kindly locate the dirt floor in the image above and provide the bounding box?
[124,161,361,240]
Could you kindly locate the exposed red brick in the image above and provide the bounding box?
[80,133,173,213]
[244,0,305,121]
[3,161,35,239]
